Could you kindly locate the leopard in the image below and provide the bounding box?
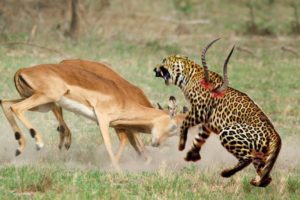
[153,38,281,187]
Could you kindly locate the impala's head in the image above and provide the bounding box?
[151,96,188,147]
[151,116,178,147]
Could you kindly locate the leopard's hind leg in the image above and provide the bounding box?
[221,158,252,177]
[251,158,272,187]
[219,123,280,187]
[219,124,254,177]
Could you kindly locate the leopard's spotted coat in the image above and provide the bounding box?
[154,41,281,187]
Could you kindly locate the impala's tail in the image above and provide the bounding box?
[260,132,281,186]
[14,69,33,98]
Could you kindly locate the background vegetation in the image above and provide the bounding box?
[0,0,299,199]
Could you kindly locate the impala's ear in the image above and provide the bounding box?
[182,106,189,114]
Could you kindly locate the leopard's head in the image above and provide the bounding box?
[154,38,222,88]
[153,55,194,88]
[154,38,235,98]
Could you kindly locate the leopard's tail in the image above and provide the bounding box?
[260,132,281,181]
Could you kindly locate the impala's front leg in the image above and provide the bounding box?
[126,131,151,163]
[94,108,120,171]
[115,128,129,162]
[114,129,150,163]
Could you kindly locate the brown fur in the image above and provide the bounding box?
[1,60,179,170]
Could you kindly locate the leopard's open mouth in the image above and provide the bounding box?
[154,66,171,85]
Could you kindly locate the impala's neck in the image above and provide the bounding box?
[110,106,172,130]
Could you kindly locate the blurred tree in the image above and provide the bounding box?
[66,0,80,39]
[290,2,300,34]
[100,0,110,8]
[241,0,275,35]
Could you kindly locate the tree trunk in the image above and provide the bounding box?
[68,0,80,38]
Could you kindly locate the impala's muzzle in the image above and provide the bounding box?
[151,140,160,147]
[153,66,171,85]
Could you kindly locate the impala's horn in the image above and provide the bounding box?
[157,103,163,110]
[214,45,235,93]
[201,38,221,83]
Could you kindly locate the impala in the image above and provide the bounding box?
[0,59,178,170]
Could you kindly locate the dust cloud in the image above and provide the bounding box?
[0,123,299,172]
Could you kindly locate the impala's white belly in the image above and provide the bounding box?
[57,97,97,121]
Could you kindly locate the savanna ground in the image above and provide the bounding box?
[0,0,300,199]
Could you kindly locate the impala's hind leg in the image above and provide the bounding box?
[10,94,53,151]
[52,105,72,150]
[1,99,26,156]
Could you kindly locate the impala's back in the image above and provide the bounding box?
[60,59,153,108]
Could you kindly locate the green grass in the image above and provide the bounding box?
[0,0,300,199]
[0,166,299,200]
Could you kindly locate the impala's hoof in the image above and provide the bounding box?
[185,150,201,162]
[64,134,71,150]
[15,149,21,156]
[64,143,71,150]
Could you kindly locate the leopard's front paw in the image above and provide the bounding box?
[178,138,186,151]
[185,150,201,162]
